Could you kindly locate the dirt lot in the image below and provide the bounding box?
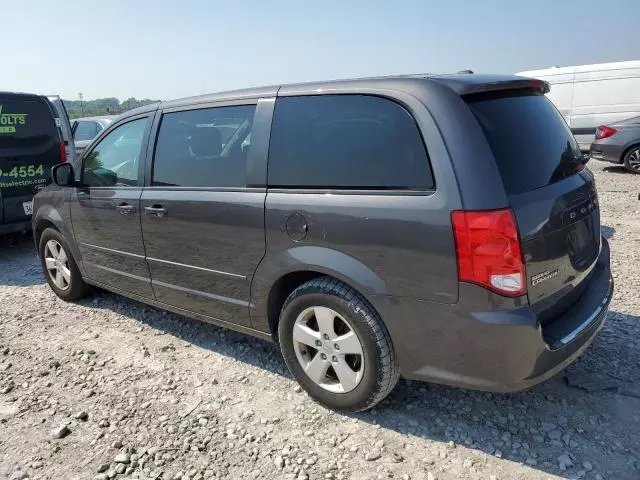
[1,161,639,480]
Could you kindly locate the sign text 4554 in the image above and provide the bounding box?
[0,165,44,178]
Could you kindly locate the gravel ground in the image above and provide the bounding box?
[0,161,639,480]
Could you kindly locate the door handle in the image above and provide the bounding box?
[116,203,136,215]
[144,205,168,218]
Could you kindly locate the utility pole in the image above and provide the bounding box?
[79,93,84,116]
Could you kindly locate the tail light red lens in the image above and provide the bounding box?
[59,142,67,163]
[595,126,617,140]
[451,209,526,297]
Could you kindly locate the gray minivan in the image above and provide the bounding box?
[33,74,613,411]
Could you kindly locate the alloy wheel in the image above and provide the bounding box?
[292,306,364,393]
[628,148,640,171]
[44,240,71,291]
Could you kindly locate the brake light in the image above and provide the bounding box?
[451,209,526,297]
[595,126,617,140]
[59,142,67,163]
[528,79,550,93]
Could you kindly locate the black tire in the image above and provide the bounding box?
[278,277,399,412]
[38,227,90,301]
[623,145,640,174]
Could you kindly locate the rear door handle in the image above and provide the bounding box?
[116,203,136,216]
[144,205,168,218]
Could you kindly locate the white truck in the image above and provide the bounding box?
[517,60,640,150]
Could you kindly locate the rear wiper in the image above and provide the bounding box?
[571,153,590,173]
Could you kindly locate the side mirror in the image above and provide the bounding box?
[51,163,75,187]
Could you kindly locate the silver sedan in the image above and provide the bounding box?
[590,116,640,173]
[71,116,116,156]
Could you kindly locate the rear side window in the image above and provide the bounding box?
[0,99,58,149]
[152,105,256,188]
[467,93,583,195]
[74,121,101,141]
[268,95,433,190]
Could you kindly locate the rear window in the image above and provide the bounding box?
[0,99,58,149]
[467,93,582,195]
[74,120,102,141]
[268,95,433,190]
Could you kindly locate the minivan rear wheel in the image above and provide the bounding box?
[278,277,399,412]
[39,227,90,301]
[623,146,640,174]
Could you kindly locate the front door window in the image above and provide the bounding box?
[82,118,148,187]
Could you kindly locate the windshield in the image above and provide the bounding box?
[74,120,101,141]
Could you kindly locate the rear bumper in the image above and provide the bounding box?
[0,192,35,226]
[0,219,32,235]
[590,143,623,164]
[368,237,612,392]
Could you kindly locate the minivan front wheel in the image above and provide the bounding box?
[44,239,71,290]
[278,277,399,412]
[39,228,89,301]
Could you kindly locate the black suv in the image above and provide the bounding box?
[33,74,612,412]
[0,92,72,234]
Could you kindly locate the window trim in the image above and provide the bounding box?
[265,187,435,196]
[266,93,436,193]
[147,99,260,190]
[80,114,152,189]
[138,186,267,193]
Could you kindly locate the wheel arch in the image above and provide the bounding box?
[250,245,389,337]
[33,205,84,274]
[34,218,58,247]
[621,142,640,163]
[33,205,65,247]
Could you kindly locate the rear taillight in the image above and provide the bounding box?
[451,209,526,297]
[595,126,617,140]
[59,142,67,163]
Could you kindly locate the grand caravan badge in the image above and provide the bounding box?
[531,269,559,286]
[0,105,28,134]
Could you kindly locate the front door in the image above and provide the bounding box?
[140,102,267,326]
[70,114,155,298]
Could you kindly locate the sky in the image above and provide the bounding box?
[3,0,639,101]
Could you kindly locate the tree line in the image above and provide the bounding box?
[63,97,160,119]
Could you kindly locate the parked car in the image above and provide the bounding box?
[0,91,73,235]
[71,116,116,157]
[517,60,640,151]
[33,74,612,412]
[590,116,640,173]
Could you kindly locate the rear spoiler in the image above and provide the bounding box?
[430,75,550,96]
[463,78,550,95]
